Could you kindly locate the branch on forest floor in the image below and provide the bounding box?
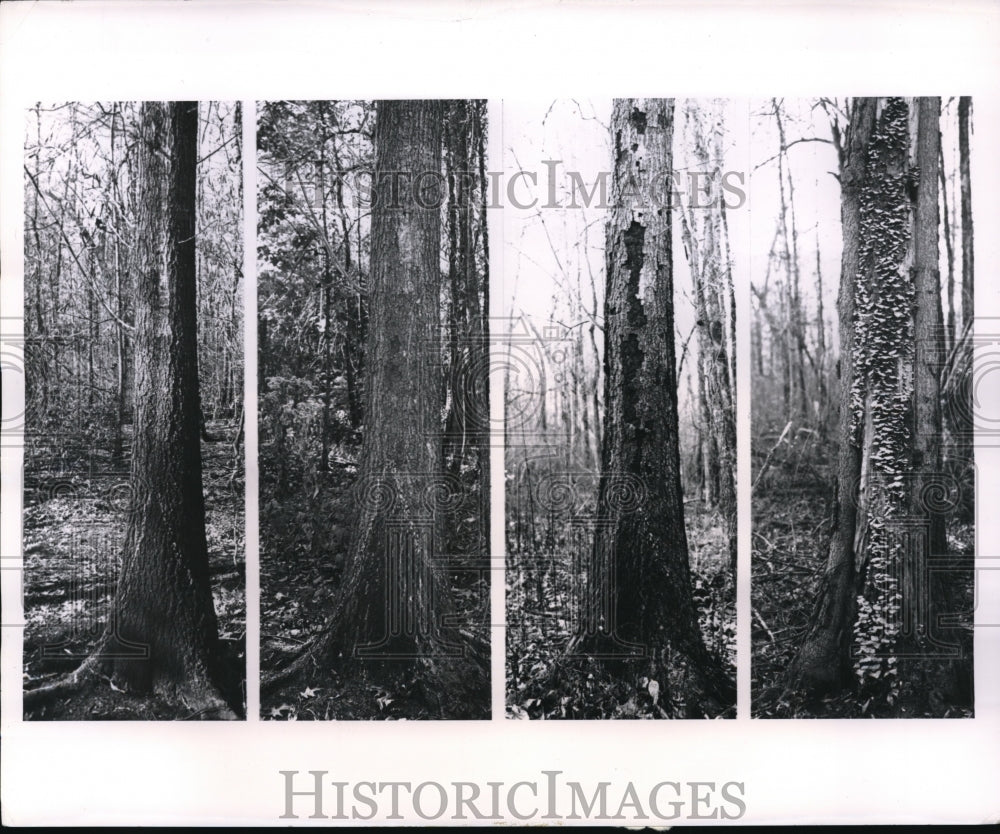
[753,606,776,642]
[752,420,793,493]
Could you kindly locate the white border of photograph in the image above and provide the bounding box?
[2,0,999,825]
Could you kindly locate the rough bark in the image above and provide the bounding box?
[911,98,947,559]
[788,98,951,701]
[939,145,956,353]
[442,100,490,559]
[25,102,238,718]
[442,101,489,486]
[953,96,974,506]
[109,101,235,712]
[267,100,487,718]
[571,99,733,713]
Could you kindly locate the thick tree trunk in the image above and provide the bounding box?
[300,100,486,716]
[788,98,950,703]
[443,100,484,476]
[473,100,491,515]
[25,102,238,717]
[101,101,235,714]
[443,100,490,557]
[571,99,733,713]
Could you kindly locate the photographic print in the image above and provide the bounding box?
[3,3,1000,825]
[21,101,246,720]
[504,99,739,719]
[257,100,491,720]
[750,97,976,718]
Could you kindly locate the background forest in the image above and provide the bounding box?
[751,97,975,718]
[505,99,739,719]
[23,101,245,719]
[257,100,490,719]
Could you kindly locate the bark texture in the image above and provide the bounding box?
[788,98,956,702]
[572,99,733,713]
[282,100,487,717]
[102,101,235,714]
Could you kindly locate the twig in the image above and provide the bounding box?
[752,420,792,493]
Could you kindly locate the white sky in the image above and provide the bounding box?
[748,96,972,358]
[502,98,747,428]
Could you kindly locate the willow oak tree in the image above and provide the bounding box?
[787,98,968,709]
[262,100,488,718]
[568,99,734,716]
[24,102,239,718]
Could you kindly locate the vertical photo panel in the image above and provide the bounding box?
[750,97,975,718]
[22,101,246,720]
[504,99,740,719]
[257,101,491,720]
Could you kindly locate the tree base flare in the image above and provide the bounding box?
[24,636,243,720]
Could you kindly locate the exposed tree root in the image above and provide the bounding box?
[562,631,735,719]
[261,623,489,719]
[24,634,242,720]
[260,640,323,698]
[23,651,105,709]
[168,680,241,720]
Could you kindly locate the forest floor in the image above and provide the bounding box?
[506,498,737,719]
[259,440,490,720]
[751,433,975,718]
[22,419,246,720]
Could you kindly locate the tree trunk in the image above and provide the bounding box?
[958,97,973,331]
[953,96,974,504]
[697,350,719,504]
[113,232,129,462]
[473,100,491,517]
[814,209,828,423]
[300,100,486,717]
[571,99,733,714]
[680,102,738,576]
[318,105,333,471]
[939,145,956,354]
[788,98,952,704]
[911,98,947,559]
[443,100,485,481]
[786,97,876,694]
[63,101,236,717]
